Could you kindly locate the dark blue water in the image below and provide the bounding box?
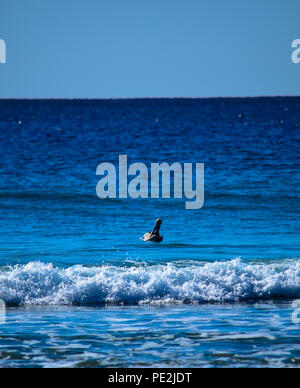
[0,98,299,367]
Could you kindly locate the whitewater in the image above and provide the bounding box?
[1,258,300,306]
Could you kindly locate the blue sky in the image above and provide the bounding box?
[0,0,299,98]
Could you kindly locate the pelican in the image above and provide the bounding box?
[142,219,163,242]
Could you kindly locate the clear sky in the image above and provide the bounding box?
[0,0,299,98]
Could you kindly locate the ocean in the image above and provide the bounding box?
[0,97,299,367]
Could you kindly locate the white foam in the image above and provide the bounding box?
[0,259,300,306]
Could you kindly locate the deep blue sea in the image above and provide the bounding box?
[0,97,299,368]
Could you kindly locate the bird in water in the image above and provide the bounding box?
[142,218,163,242]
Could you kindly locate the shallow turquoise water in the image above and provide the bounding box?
[1,302,299,368]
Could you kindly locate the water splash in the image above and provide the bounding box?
[0,259,300,306]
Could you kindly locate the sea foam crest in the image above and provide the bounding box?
[0,259,300,306]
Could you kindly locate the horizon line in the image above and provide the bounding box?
[0,94,300,101]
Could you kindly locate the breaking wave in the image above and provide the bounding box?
[0,258,300,306]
